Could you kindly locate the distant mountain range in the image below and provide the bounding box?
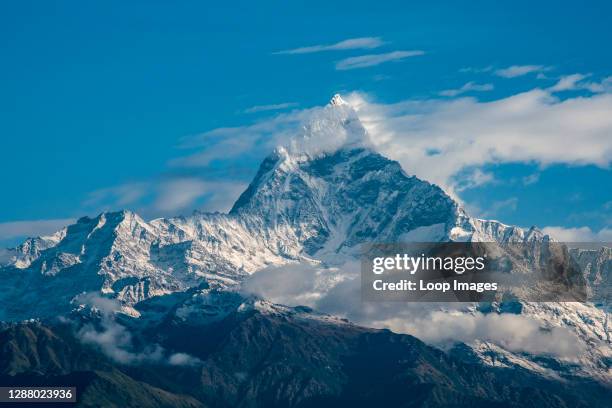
[0,95,609,407]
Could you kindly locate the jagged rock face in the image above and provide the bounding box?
[570,246,612,304]
[231,146,459,255]
[0,212,181,320]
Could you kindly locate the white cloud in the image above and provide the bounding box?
[274,37,384,55]
[542,226,612,242]
[335,50,425,70]
[376,311,585,359]
[453,168,495,191]
[173,101,370,167]
[241,263,586,359]
[194,181,248,213]
[548,74,612,94]
[170,85,612,201]
[83,183,148,209]
[172,108,316,167]
[0,218,74,241]
[154,178,208,212]
[168,352,201,366]
[494,65,550,78]
[75,293,201,366]
[241,263,329,306]
[344,89,612,196]
[548,73,588,92]
[154,178,246,213]
[82,178,245,219]
[584,76,612,93]
[76,294,165,364]
[459,66,494,74]
[244,102,298,114]
[438,81,494,97]
[481,197,518,218]
[522,173,540,185]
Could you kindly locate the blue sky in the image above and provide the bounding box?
[1,0,611,246]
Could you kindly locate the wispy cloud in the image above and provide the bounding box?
[548,73,589,92]
[343,88,612,196]
[335,50,424,70]
[542,226,612,242]
[83,183,148,209]
[84,178,246,217]
[154,178,208,212]
[154,178,245,213]
[274,37,384,55]
[522,173,540,185]
[548,73,612,94]
[481,197,519,218]
[438,81,494,97]
[494,65,550,78]
[244,102,298,114]
[459,66,494,74]
[585,76,612,93]
[167,84,612,201]
[453,168,495,192]
[0,218,74,241]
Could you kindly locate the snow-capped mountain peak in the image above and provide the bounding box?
[329,93,348,107]
[284,93,369,158]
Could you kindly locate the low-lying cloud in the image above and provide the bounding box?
[376,311,585,359]
[240,262,587,359]
[75,293,201,366]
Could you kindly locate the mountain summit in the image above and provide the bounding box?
[282,93,370,157]
[329,93,348,106]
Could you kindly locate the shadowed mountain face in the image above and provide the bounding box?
[1,302,609,408]
[230,146,459,254]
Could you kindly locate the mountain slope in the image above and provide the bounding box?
[1,304,609,408]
